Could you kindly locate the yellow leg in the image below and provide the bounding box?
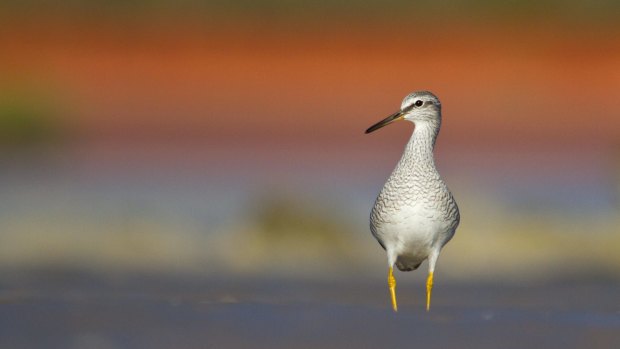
[426,271,434,311]
[388,266,398,312]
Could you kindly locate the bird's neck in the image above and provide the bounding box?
[398,121,440,176]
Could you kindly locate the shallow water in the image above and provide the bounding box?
[1,273,618,349]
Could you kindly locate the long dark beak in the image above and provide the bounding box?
[365,111,404,134]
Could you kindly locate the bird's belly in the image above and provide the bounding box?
[371,206,454,259]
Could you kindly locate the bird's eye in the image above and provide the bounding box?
[414,100,423,107]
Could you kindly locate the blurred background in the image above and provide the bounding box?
[1,0,619,288]
[2,2,620,348]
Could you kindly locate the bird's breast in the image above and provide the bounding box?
[370,177,459,250]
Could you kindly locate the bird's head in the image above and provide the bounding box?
[365,91,441,134]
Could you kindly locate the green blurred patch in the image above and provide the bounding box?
[255,195,352,245]
[1,0,619,25]
[222,193,363,273]
[0,90,65,148]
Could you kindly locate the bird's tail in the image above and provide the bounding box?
[395,255,422,272]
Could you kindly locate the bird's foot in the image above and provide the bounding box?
[426,271,434,312]
[388,266,398,312]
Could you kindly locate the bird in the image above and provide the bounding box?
[365,91,460,312]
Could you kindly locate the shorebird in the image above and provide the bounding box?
[365,91,460,312]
